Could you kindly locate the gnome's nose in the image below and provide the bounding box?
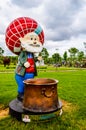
[34,42,37,44]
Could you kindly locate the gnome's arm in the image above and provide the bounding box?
[34,53,42,62]
[19,51,30,68]
[18,51,26,66]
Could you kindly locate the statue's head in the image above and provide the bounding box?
[5,17,44,55]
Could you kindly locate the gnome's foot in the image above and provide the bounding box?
[17,93,24,102]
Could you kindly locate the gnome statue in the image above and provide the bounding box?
[5,17,44,101]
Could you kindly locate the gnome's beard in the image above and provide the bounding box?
[21,41,43,53]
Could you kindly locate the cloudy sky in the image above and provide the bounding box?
[0,0,86,56]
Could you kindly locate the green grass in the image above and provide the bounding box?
[0,64,15,72]
[0,67,86,130]
[0,73,17,105]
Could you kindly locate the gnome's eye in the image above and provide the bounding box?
[31,38,33,40]
[34,38,37,40]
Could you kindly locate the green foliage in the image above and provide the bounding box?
[77,51,84,61]
[39,48,49,64]
[68,47,79,60]
[52,53,61,64]
[41,48,49,58]
[0,56,3,64]
[0,47,4,56]
[63,51,68,61]
[9,56,18,65]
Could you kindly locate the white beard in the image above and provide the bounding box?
[21,41,43,53]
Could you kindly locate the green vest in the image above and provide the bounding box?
[15,51,37,76]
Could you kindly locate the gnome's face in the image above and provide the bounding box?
[19,32,43,53]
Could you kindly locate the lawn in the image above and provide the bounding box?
[0,66,86,130]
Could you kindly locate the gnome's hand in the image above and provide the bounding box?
[24,62,30,68]
[38,56,42,61]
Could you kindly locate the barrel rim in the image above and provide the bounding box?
[23,78,59,85]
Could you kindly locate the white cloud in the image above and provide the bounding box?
[44,35,85,57]
[0,0,86,57]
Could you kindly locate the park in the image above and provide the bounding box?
[0,16,86,130]
[0,1,86,130]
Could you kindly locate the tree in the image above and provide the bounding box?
[0,47,4,65]
[83,42,86,51]
[77,51,84,61]
[10,56,18,65]
[39,48,49,64]
[68,47,79,60]
[0,47,4,56]
[63,51,68,62]
[52,53,61,64]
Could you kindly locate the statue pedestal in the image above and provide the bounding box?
[9,99,23,121]
[9,98,62,121]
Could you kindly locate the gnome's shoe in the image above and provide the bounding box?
[17,93,24,102]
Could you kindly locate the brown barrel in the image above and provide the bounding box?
[23,78,60,113]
